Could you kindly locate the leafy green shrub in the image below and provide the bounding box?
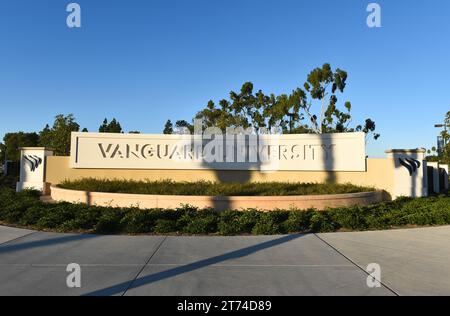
[0,190,40,223]
[282,210,314,233]
[178,209,218,234]
[121,209,157,234]
[218,211,243,235]
[0,175,19,190]
[154,219,178,234]
[236,210,261,234]
[35,203,79,229]
[19,204,49,226]
[329,206,369,230]
[93,209,126,234]
[252,211,288,235]
[58,178,373,196]
[310,212,339,232]
[1,186,450,235]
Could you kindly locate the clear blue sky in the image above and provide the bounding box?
[0,0,449,157]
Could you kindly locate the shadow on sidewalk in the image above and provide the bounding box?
[0,233,98,254]
[85,234,305,296]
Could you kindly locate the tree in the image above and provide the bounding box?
[163,120,174,134]
[0,132,39,162]
[99,118,123,133]
[174,120,194,134]
[298,63,380,140]
[171,64,379,140]
[427,111,450,164]
[39,114,80,156]
[193,83,309,134]
[438,111,450,164]
[0,143,4,163]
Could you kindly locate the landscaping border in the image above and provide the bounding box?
[50,186,386,211]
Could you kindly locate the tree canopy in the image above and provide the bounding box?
[163,120,174,134]
[99,118,123,133]
[0,132,39,163]
[39,114,80,156]
[164,63,380,140]
[428,111,450,164]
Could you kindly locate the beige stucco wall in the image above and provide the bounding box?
[50,186,385,211]
[45,156,394,196]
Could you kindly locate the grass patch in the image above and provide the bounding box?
[0,187,449,235]
[58,178,373,196]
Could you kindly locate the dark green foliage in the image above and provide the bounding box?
[99,118,123,133]
[178,209,218,234]
[170,64,379,139]
[121,209,158,234]
[1,187,449,235]
[0,132,39,162]
[329,206,369,230]
[0,175,18,189]
[39,114,80,156]
[282,210,314,233]
[93,208,126,234]
[163,120,174,134]
[154,219,178,234]
[309,212,338,233]
[251,211,289,235]
[58,178,373,196]
[218,211,244,235]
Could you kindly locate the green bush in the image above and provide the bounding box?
[310,212,339,232]
[94,209,126,234]
[154,219,178,234]
[237,210,261,233]
[252,211,288,235]
[58,178,373,196]
[35,203,79,229]
[0,175,19,190]
[0,187,449,235]
[178,209,218,234]
[121,209,157,234]
[218,211,243,235]
[329,206,369,230]
[282,210,313,233]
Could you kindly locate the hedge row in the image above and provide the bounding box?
[58,178,373,196]
[0,188,449,235]
[0,175,17,190]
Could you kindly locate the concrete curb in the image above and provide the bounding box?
[50,186,386,211]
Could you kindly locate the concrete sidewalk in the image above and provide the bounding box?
[0,225,448,296]
[318,226,450,296]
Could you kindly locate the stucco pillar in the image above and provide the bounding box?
[16,147,54,194]
[385,149,427,199]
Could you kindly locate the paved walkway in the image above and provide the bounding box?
[0,225,448,296]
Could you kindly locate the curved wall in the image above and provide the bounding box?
[50,186,386,211]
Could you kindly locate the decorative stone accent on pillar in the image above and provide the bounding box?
[16,147,54,194]
[385,149,427,199]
